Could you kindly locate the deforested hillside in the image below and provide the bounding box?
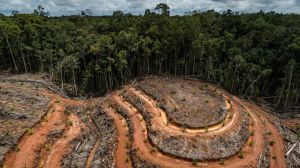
[1,75,299,168]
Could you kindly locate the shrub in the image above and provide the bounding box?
[205,126,208,133]
[54,99,61,103]
[15,146,20,152]
[238,150,244,158]
[27,128,34,135]
[150,148,156,153]
[219,158,225,165]
[44,143,51,151]
[64,109,71,115]
[125,156,130,163]
[192,159,198,165]
[249,141,254,147]
[66,120,73,126]
[269,140,275,146]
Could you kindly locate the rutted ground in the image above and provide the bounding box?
[0,75,298,168]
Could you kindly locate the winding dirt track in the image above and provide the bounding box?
[44,113,82,168]
[103,103,133,168]
[4,100,66,168]
[4,91,85,168]
[241,100,286,168]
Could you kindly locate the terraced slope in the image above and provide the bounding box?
[1,75,298,168]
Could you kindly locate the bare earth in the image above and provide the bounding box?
[0,75,296,168]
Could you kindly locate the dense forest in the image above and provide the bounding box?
[0,4,299,111]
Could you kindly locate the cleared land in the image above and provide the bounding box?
[0,75,298,167]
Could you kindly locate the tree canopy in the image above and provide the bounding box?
[0,4,299,110]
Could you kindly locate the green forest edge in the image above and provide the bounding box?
[0,4,299,112]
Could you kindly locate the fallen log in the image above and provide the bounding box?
[286,143,298,156]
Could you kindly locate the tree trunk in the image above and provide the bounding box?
[2,30,18,72]
[174,44,177,76]
[19,39,28,73]
[61,68,64,91]
[284,69,293,110]
[72,69,77,96]
[0,53,5,69]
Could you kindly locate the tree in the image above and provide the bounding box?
[60,55,79,96]
[155,3,170,16]
[0,3,298,109]
[33,5,49,16]
[277,60,296,109]
[81,9,93,16]
[113,10,124,18]
[11,10,19,16]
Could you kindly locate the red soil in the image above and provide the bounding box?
[4,100,66,168]
[103,103,133,168]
